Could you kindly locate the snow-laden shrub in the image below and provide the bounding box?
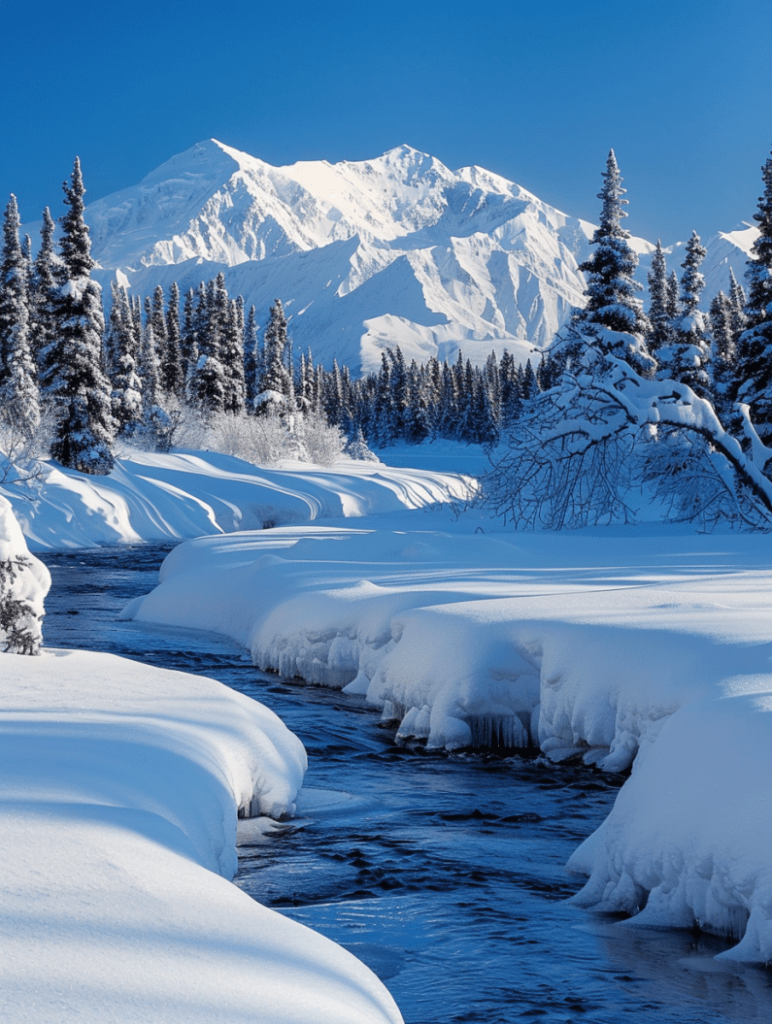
[0,494,50,654]
[295,412,347,466]
[343,426,380,463]
[205,410,297,465]
[0,399,57,488]
[202,410,348,467]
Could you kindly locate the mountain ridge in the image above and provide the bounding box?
[43,139,758,375]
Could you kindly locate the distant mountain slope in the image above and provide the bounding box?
[82,139,755,374]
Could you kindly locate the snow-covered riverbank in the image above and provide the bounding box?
[1,464,410,1023]
[0,648,403,1023]
[123,512,772,963]
[5,440,772,982]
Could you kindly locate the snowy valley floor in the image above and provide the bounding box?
[3,439,772,1024]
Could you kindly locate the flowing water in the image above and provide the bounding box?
[39,545,772,1024]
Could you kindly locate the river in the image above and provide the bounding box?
[39,545,772,1024]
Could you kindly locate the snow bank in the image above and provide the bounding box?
[124,523,772,768]
[0,449,473,550]
[122,520,772,962]
[0,492,50,652]
[0,649,403,1024]
[568,684,772,963]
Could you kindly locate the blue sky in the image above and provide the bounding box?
[2,0,770,243]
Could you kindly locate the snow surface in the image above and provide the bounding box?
[0,449,475,551]
[7,439,772,967]
[0,649,403,1023]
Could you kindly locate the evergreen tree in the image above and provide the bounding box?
[658,231,711,398]
[572,150,652,376]
[139,319,160,411]
[520,358,538,401]
[180,287,199,392]
[258,298,292,409]
[162,282,184,397]
[403,358,428,443]
[438,360,458,438]
[149,285,168,382]
[0,195,39,434]
[646,240,673,354]
[709,290,736,423]
[243,304,260,410]
[499,349,522,430]
[109,284,143,437]
[728,268,747,343]
[666,270,680,320]
[220,296,246,414]
[28,207,58,371]
[46,159,115,474]
[189,276,226,414]
[734,146,772,443]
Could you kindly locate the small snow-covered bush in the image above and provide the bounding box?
[296,412,347,466]
[201,410,348,467]
[343,426,380,463]
[0,399,57,487]
[206,410,297,466]
[0,494,50,654]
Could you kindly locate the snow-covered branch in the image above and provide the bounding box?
[480,351,772,530]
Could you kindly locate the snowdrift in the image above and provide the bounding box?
[568,686,772,964]
[0,449,474,551]
[123,520,772,961]
[0,649,403,1024]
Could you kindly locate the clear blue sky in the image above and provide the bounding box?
[2,0,770,244]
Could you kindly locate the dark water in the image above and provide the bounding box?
[40,545,772,1024]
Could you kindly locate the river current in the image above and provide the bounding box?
[39,545,772,1024]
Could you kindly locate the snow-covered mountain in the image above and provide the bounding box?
[83,139,755,374]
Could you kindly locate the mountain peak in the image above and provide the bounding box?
[77,139,753,378]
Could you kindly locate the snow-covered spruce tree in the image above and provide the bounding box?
[646,240,673,354]
[109,284,143,438]
[657,231,711,398]
[28,207,58,371]
[221,293,245,415]
[242,304,260,410]
[667,269,680,321]
[257,298,292,412]
[0,195,40,438]
[180,287,199,394]
[709,290,737,424]
[520,358,539,401]
[189,277,226,416]
[479,150,658,529]
[728,268,747,342]
[45,159,115,475]
[733,146,772,443]
[499,349,522,430]
[156,282,183,398]
[571,149,652,372]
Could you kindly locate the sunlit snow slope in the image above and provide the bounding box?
[79,139,755,375]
